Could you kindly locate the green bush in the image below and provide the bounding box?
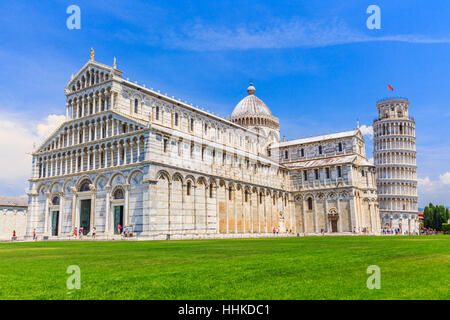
[442,223,450,234]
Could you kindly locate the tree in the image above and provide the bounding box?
[423,203,449,231]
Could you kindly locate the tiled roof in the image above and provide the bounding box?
[283,155,357,169]
[272,130,358,148]
[0,196,28,207]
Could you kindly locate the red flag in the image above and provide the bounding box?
[387,84,394,91]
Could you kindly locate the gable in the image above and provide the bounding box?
[65,61,118,95]
[35,110,147,154]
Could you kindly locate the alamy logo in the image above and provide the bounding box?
[66,265,81,291]
[66,5,81,30]
[366,265,381,289]
[366,5,381,30]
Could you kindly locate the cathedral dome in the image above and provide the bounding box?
[230,84,279,129]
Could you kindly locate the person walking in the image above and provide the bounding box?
[118,224,122,235]
[11,230,16,242]
[33,228,37,241]
[92,227,97,239]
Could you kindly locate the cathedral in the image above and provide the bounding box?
[25,53,380,240]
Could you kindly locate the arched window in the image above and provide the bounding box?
[307,197,313,210]
[52,196,60,205]
[155,106,160,120]
[228,187,233,201]
[134,99,138,113]
[244,190,249,202]
[174,113,179,126]
[209,184,213,198]
[113,188,124,200]
[79,179,91,192]
[187,181,191,196]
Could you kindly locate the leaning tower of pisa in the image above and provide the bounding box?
[373,97,418,234]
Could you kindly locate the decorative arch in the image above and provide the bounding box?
[327,192,337,200]
[78,178,92,192]
[112,186,125,200]
[51,195,60,205]
[172,172,184,184]
[94,174,108,191]
[75,175,92,187]
[197,176,207,186]
[49,181,61,194]
[129,170,144,186]
[156,170,171,182]
[37,183,48,195]
[109,172,126,187]
[184,174,196,186]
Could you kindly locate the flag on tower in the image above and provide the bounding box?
[387,84,394,91]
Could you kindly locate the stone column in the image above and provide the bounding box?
[71,187,77,230]
[124,183,130,227]
[43,193,50,235]
[105,185,111,234]
[111,91,115,110]
[313,195,318,233]
[59,194,64,235]
[337,196,342,232]
[89,184,96,233]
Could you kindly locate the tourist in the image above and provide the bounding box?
[272,227,275,234]
[74,227,78,238]
[79,226,83,239]
[92,227,96,239]
[11,230,16,242]
[33,228,37,241]
[118,224,122,235]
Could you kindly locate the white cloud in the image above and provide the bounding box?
[359,125,373,137]
[417,175,450,207]
[159,18,450,51]
[0,112,65,195]
[439,172,450,185]
[36,114,66,140]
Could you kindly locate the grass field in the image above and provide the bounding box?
[0,235,448,300]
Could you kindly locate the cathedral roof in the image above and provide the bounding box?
[0,196,28,208]
[231,84,274,119]
[273,130,360,148]
[282,155,357,169]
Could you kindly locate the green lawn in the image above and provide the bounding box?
[0,235,448,300]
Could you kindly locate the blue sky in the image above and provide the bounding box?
[0,0,449,207]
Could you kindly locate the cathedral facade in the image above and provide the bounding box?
[25,55,380,240]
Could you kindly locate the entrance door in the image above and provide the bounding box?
[80,199,91,235]
[114,206,124,234]
[51,211,59,236]
[331,220,338,233]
